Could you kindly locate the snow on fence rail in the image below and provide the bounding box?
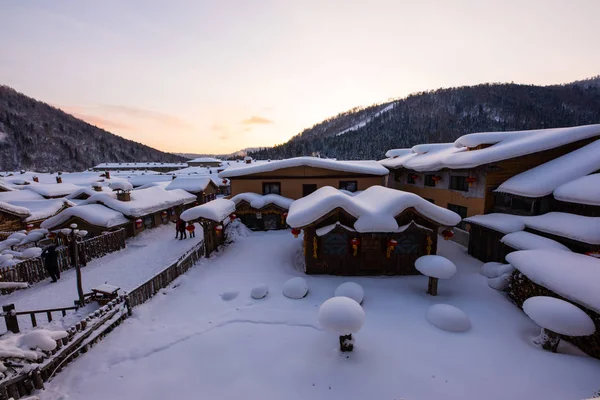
[0,238,206,399]
[0,229,126,287]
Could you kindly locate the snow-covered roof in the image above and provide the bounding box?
[166,177,212,193]
[109,181,134,192]
[553,173,600,206]
[384,149,412,158]
[65,186,113,200]
[495,139,600,198]
[127,174,174,187]
[0,189,45,202]
[0,201,31,217]
[500,231,571,252]
[41,204,129,229]
[286,186,461,232]
[0,181,15,192]
[9,199,72,222]
[506,250,600,313]
[24,183,81,198]
[187,157,221,163]
[180,199,235,223]
[463,213,526,234]
[81,186,196,218]
[94,162,187,169]
[379,124,600,171]
[231,193,294,210]
[315,222,356,237]
[525,212,600,245]
[219,157,389,178]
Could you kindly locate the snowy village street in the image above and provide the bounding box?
[39,228,600,400]
[0,225,203,332]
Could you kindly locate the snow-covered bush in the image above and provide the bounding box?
[225,219,251,244]
[426,304,471,332]
[283,277,308,299]
[251,284,269,299]
[318,296,365,352]
[488,273,511,291]
[334,282,364,305]
[21,247,42,259]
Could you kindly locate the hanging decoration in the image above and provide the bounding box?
[386,238,398,258]
[466,176,477,187]
[426,236,433,255]
[230,213,237,221]
[135,219,143,229]
[281,212,288,225]
[313,237,318,259]
[350,237,360,257]
[431,175,442,185]
[442,229,454,240]
[291,228,301,238]
[214,225,223,236]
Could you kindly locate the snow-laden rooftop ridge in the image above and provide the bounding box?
[553,173,600,206]
[181,199,235,223]
[219,157,389,178]
[231,193,294,210]
[286,186,461,232]
[524,212,600,245]
[24,183,81,197]
[500,231,571,252]
[41,204,129,229]
[166,177,212,193]
[9,199,71,222]
[495,139,600,198]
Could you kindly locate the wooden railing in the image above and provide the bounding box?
[0,229,126,286]
[2,304,80,333]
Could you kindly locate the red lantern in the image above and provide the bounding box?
[135,219,143,229]
[214,225,223,235]
[230,213,237,221]
[442,229,454,240]
[350,237,360,256]
[411,174,419,181]
[291,228,301,238]
[222,179,227,185]
[466,176,476,187]
[431,175,442,184]
[585,251,600,259]
[161,211,168,217]
[26,224,34,231]
[47,232,57,240]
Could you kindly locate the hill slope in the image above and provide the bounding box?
[0,85,185,171]
[249,77,600,160]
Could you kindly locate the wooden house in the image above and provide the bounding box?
[181,198,236,256]
[166,176,219,204]
[0,199,71,232]
[380,125,600,225]
[41,204,130,237]
[0,201,31,231]
[24,183,81,199]
[186,157,223,168]
[219,157,389,200]
[286,186,460,275]
[92,162,188,173]
[230,193,293,230]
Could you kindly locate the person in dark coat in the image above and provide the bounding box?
[178,219,187,240]
[41,244,60,282]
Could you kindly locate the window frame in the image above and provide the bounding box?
[449,175,469,192]
[338,180,358,192]
[262,182,281,195]
[424,174,436,187]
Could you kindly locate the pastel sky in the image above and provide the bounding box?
[1,1,599,154]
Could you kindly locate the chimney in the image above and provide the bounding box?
[117,191,131,202]
[56,176,62,184]
[93,183,103,192]
[32,176,39,183]
[105,171,111,179]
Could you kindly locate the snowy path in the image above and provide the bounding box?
[0,225,203,317]
[40,230,600,400]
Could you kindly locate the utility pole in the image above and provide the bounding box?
[66,223,86,306]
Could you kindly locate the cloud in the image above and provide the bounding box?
[98,104,197,131]
[241,116,274,125]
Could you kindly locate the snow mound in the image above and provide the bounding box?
[481,262,513,278]
[415,255,456,279]
[250,284,269,299]
[8,232,27,241]
[318,296,365,334]
[282,277,308,299]
[17,329,68,352]
[109,181,133,192]
[488,273,511,291]
[523,296,596,336]
[220,290,239,301]
[225,219,251,243]
[20,231,45,244]
[426,304,471,332]
[0,282,29,290]
[334,282,364,305]
[21,247,42,259]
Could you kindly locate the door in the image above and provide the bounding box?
[263,214,278,230]
[302,184,317,197]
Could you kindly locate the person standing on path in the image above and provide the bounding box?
[186,222,195,238]
[178,219,187,240]
[173,218,181,239]
[41,244,60,282]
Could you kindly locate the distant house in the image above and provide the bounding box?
[24,183,81,199]
[219,157,389,200]
[286,186,460,275]
[92,162,188,173]
[165,177,219,204]
[186,157,222,168]
[380,124,600,225]
[181,199,235,256]
[0,199,72,231]
[41,204,130,237]
[231,193,293,230]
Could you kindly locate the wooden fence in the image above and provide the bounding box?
[0,239,206,399]
[0,229,126,286]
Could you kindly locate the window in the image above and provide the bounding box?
[450,176,469,192]
[144,215,154,229]
[339,181,358,192]
[262,182,281,195]
[511,197,534,213]
[424,175,436,187]
[303,184,317,197]
[322,232,349,255]
[447,203,468,230]
[407,174,416,184]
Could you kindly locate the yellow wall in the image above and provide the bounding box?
[396,184,485,216]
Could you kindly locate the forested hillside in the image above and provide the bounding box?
[249,77,600,160]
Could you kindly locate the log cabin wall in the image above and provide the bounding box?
[466,224,507,263]
[44,216,128,238]
[0,211,25,231]
[229,166,386,199]
[234,201,288,230]
[550,199,600,217]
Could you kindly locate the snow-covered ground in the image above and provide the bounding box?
[0,225,203,332]
[39,231,600,400]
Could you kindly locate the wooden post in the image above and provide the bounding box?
[3,304,19,333]
[72,231,85,306]
[427,277,438,296]
[339,334,354,352]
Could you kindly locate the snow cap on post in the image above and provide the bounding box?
[180,199,236,223]
[318,296,365,335]
[523,296,596,337]
[415,255,456,279]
